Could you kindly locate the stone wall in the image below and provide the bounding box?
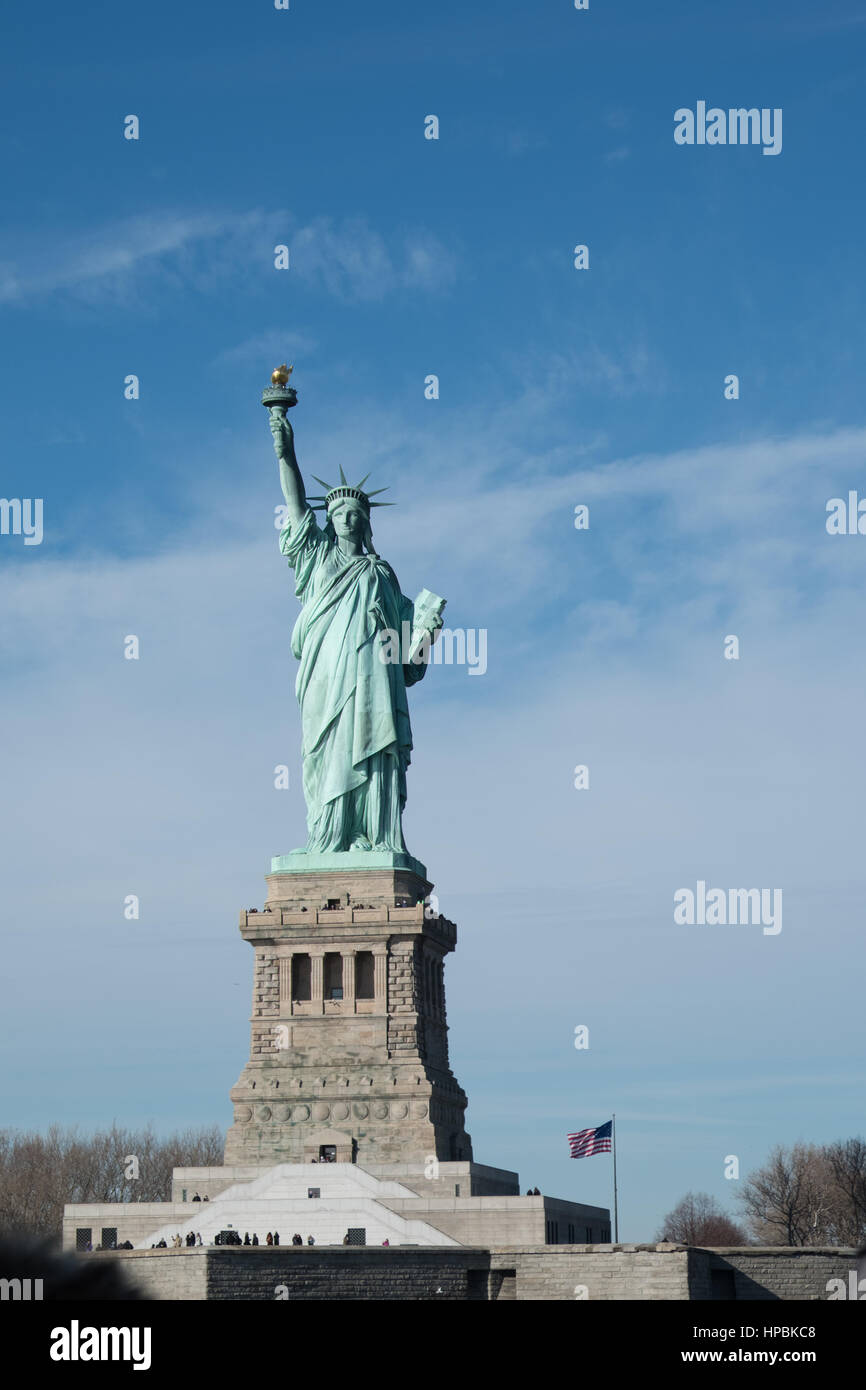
[103,1244,694,1302]
[111,1246,490,1301]
[362,1160,520,1198]
[209,1246,490,1301]
[491,1246,693,1300]
[253,951,280,1027]
[386,940,417,1054]
[93,1243,861,1301]
[63,1204,201,1252]
[95,1249,208,1300]
[699,1247,856,1301]
[381,1197,609,1247]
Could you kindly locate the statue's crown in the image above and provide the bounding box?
[308,466,392,515]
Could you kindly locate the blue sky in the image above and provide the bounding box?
[2,0,866,1240]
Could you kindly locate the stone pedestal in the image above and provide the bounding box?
[224,867,473,1167]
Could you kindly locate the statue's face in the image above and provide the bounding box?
[329,501,366,542]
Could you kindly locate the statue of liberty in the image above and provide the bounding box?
[268,397,443,862]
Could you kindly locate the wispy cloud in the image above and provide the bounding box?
[288,215,457,300]
[503,341,656,404]
[0,209,458,308]
[0,211,227,305]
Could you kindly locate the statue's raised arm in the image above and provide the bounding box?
[270,411,307,528]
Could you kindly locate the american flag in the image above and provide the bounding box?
[567,1120,612,1158]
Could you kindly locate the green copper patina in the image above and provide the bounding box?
[267,397,444,873]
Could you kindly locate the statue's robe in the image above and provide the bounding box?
[280,508,425,852]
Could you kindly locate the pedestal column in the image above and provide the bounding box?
[342,950,356,1009]
[373,947,387,1005]
[310,950,324,1014]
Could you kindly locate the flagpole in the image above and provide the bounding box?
[612,1112,619,1242]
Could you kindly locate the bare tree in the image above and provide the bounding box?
[0,1123,224,1242]
[739,1143,849,1245]
[656,1191,749,1245]
[825,1139,866,1246]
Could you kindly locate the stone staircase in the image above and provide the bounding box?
[140,1163,458,1249]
